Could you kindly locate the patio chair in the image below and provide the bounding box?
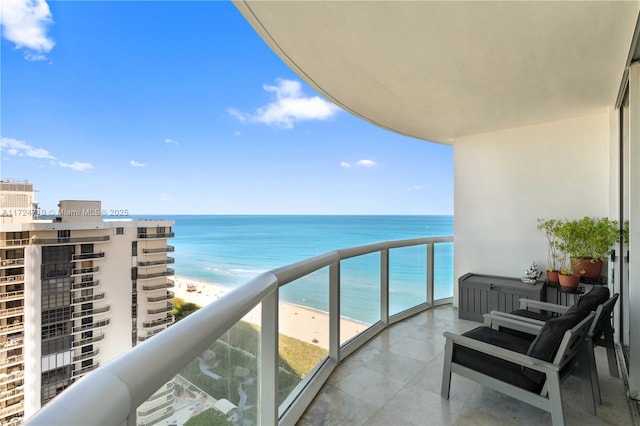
[484,287,619,405]
[442,311,596,426]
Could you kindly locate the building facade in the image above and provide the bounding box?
[0,183,175,425]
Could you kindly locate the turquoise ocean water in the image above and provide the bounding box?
[148,215,453,324]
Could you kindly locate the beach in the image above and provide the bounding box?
[171,276,368,350]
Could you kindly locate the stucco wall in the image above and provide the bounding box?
[453,110,611,305]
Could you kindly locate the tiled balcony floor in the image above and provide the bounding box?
[299,306,634,426]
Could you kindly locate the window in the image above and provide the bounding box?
[131,241,137,256]
[115,227,124,235]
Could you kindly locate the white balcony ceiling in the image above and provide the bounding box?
[235,1,639,144]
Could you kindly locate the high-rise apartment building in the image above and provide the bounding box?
[0,181,175,425]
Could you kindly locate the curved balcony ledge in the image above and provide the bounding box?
[142,245,175,254]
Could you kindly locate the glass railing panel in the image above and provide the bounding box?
[434,242,454,301]
[388,245,427,316]
[277,268,329,407]
[339,253,380,345]
[143,311,261,426]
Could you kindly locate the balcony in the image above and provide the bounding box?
[71,333,105,348]
[72,252,105,261]
[0,322,23,336]
[146,291,174,303]
[146,304,173,315]
[0,401,23,418]
[72,319,110,334]
[0,355,23,368]
[73,349,99,363]
[72,306,110,320]
[142,245,175,254]
[71,363,99,379]
[137,232,175,239]
[0,307,24,320]
[142,315,173,329]
[0,290,24,302]
[141,280,174,292]
[71,280,99,291]
[71,293,105,305]
[0,259,24,268]
[0,385,24,403]
[137,268,174,280]
[0,275,24,285]
[0,239,29,248]
[71,266,99,277]
[137,258,175,267]
[32,235,110,245]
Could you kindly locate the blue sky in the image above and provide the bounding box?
[0,1,453,215]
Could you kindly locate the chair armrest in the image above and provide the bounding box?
[518,298,570,314]
[483,313,543,335]
[488,311,546,326]
[443,331,559,373]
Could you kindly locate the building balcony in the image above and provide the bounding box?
[146,291,174,303]
[0,355,23,368]
[72,319,110,334]
[32,235,110,245]
[72,306,110,320]
[146,304,173,315]
[137,257,175,267]
[0,370,24,385]
[73,349,99,363]
[137,329,164,342]
[71,363,99,379]
[0,259,24,268]
[71,280,100,291]
[136,232,175,240]
[136,395,174,417]
[141,280,174,292]
[137,268,174,280]
[0,239,29,248]
[72,252,105,261]
[0,322,23,336]
[136,405,174,426]
[0,275,24,285]
[71,293,105,305]
[0,290,24,302]
[0,307,24,320]
[0,401,24,418]
[72,333,105,348]
[142,245,175,254]
[0,385,24,404]
[142,315,173,329]
[142,382,174,402]
[71,266,99,277]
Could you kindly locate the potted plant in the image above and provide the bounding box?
[536,218,565,283]
[555,216,619,285]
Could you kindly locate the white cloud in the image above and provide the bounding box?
[165,138,179,145]
[1,137,55,159]
[356,159,377,167]
[157,193,174,202]
[130,160,145,167]
[59,161,93,172]
[340,162,352,168]
[228,78,340,129]
[412,185,424,190]
[0,0,56,61]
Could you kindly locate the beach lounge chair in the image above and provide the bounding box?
[442,311,596,426]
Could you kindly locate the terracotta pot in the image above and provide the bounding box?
[546,270,559,284]
[558,273,580,290]
[571,257,603,279]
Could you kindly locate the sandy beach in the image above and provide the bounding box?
[171,276,369,350]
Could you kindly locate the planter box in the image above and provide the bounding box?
[458,273,546,322]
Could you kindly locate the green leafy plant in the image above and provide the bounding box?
[536,218,565,271]
[555,216,619,272]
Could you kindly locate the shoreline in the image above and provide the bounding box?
[170,275,368,349]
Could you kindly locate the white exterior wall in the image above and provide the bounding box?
[453,110,611,305]
[23,244,41,418]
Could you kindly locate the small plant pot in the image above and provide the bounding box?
[558,273,580,290]
[546,270,559,284]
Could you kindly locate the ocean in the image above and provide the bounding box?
[154,215,453,324]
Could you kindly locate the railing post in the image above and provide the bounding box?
[329,262,341,363]
[427,243,434,306]
[381,249,389,325]
[259,289,279,425]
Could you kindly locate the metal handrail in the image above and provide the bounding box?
[25,236,453,425]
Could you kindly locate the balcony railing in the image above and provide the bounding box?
[141,281,174,291]
[137,268,174,280]
[73,349,99,363]
[32,235,110,245]
[0,307,24,319]
[71,280,99,291]
[137,258,175,267]
[72,252,105,261]
[71,306,110,320]
[0,239,29,248]
[0,275,24,284]
[146,304,173,315]
[137,232,175,239]
[71,333,105,348]
[71,266,99,276]
[72,319,110,334]
[142,315,173,329]
[25,236,454,425]
[0,401,24,417]
[142,245,175,254]
[71,293,105,305]
[0,322,23,335]
[0,355,24,368]
[146,291,174,303]
[0,259,25,268]
[0,290,24,301]
[71,363,99,379]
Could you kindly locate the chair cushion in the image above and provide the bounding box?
[522,312,584,383]
[510,309,553,322]
[576,286,610,312]
[453,327,543,393]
